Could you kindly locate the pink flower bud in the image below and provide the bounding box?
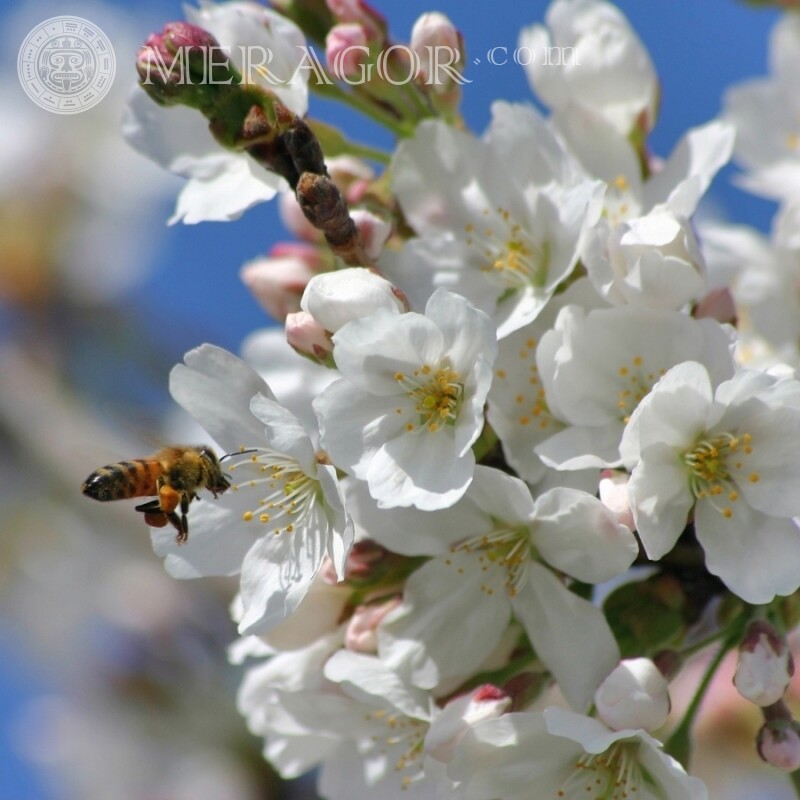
[344,540,391,581]
[162,20,219,53]
[734,621,794,707]
[344,596,401,652]
[425,685,511,763]
[757,721,800,771]
[240,245,322,322]
[410,12,462,85]
[595,658,671,732]
[326,23,369,80]
[301,267,405,332]
[285,311,332,358]
[410,12,460,54]
[598,470,635,530]
[350,209,392,261]
[693,287,737,325]
[326,0,386,42]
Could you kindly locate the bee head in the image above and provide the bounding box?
[198,446,231,495]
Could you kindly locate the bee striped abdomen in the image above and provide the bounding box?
[81,459,163,502]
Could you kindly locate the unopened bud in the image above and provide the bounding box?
[301,267,405,333]
[595,658,671,732]
[326,0,386,42]
[693,287,737,326]
[598,470,635,530]
[350,210,392,261]
[734,621,794,707]
[285,311,333,359]
[344,596,401,652]
[410,12,462,88]
[162,20,219,54]
[343,540,392,581]
[136,22,233,106]
[757,718,800,772]
[240,244,323,322]
[326,23,369,80]
[425,685,511,763]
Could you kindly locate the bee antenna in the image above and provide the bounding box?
[220,448,258,462]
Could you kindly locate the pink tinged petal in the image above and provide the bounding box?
[513,564,620,711]
[369,430,475,510]
[644,120,736,217]
[694,502,800,604]
[152,499,257,577]
[170,343,275,451]
[532,488,638,583]
[378,553,511,690]
[249,393,317,473]
[447,712,578,799]
[324,651,432,721]
[627,442,693,560]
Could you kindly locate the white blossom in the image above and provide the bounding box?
[153,344,354,635]
[621,361,800,603]
[315,289,497,510]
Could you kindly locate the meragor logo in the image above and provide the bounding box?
[17,15,116,114]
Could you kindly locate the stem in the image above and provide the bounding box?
[790,768,800,798]
[311,79,413,138]
[344,141,391,165]
[665,622,745,767]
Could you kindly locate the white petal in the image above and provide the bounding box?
[324,651,431,721]
[378,554,510,690]
[238,522,325,635]
[627,442,693,560]
[249,393,317,474]
[533,488,638,583]
[369,431,475,510]
[152,499,257,577]
[170,343,274,451]
[168,155,285,224]
[695,502,800,604]
[514,564,620,711]
[644,120,736,217]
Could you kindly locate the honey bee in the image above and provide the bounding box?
[81,445,231,544]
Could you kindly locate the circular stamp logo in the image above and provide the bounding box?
[17,16,116,114]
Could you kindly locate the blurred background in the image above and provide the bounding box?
[0,0,791,798]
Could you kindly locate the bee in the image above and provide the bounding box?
[81,445,231,544]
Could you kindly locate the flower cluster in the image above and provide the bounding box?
[123,0,800,797]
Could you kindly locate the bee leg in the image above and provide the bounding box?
[135,500,170,529]
[158,485,188,545]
